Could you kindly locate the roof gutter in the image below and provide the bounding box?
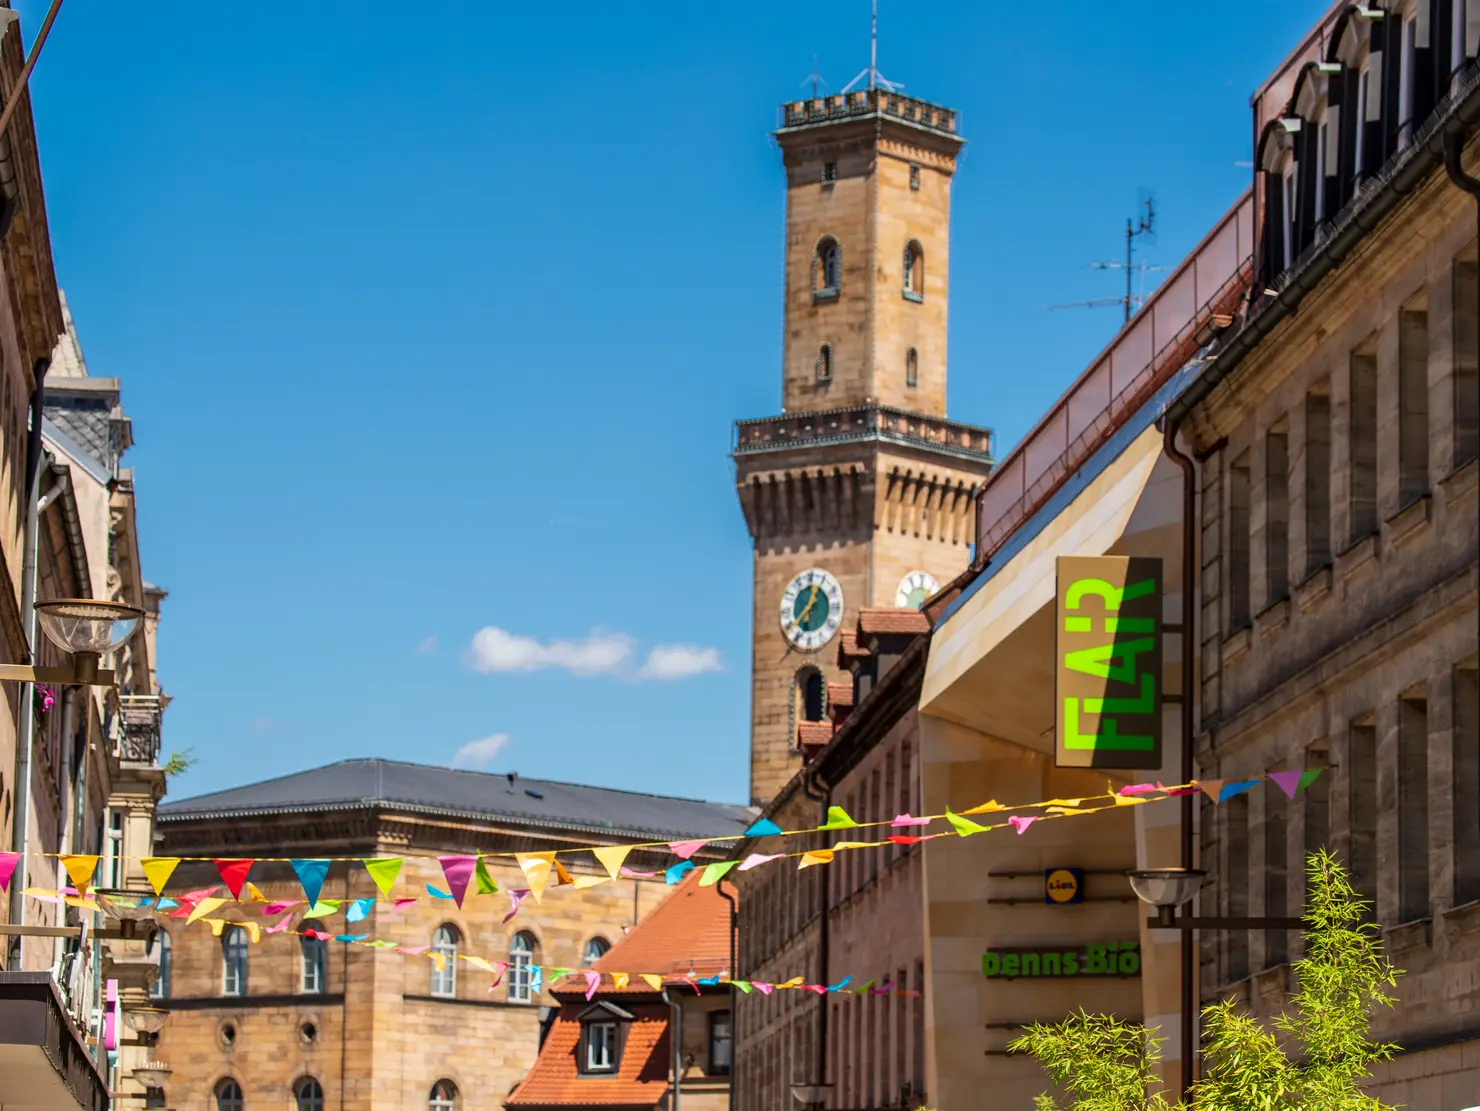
[1168,63,1480,425]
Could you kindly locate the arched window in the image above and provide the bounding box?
[902,241,924,300]
[509,931,539,1003]
[816,344,833,383]
[215,1080,243,1111]
[221,926,248,997]
[149,930,171,1000]
[300,935,327,994]
[430,925,459,998]
[294,1079,323,1111]
[582,937,611,968]
[906,348,919,389]
[814,238,841,297]
[429,1082,457,1111]
[795,667,825,724]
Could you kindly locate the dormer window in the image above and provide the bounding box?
[577,1002,632,1075]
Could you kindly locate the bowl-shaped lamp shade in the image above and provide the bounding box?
[1127,868,1207,909]
[35,599,143,655]
[123,1007,170,1035]
[790,1085,834,1106]
[132,1064,173,1088]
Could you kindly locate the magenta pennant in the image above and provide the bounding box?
[1267,770,1304,799]
[584,971,601,1001]
[667,840,707,860]
[438,856,477,908]
[1118,783,1158,795]
[619,866,660,878]
[503,888,532,924]
[0,852,19,893]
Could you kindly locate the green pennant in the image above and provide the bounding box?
[945,810,991,837]
[475,857,499,895]
[699,861,740,887]
[1296,768,1324,793]
[818,806,859,831]
[362,858,403,897]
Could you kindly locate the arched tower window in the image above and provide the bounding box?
[582,937,610,967]
[906,347,919,388]
[795,666,825,724]
[215,1080,243,1111]
[816,344,833,383]
[430,925,459,998]
[294,1079,323,1111]
[814,237,841,298]
[903,241,924,301]
[509,931,539,1003]
[429,1082,457,1111]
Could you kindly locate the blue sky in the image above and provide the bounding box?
[18,0,1323,806]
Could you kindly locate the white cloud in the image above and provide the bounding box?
[467,627,634,676]
[638,643,723,680]
[416,635,438,654]
[451,733,511,769]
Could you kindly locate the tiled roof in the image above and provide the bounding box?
[826,682,853,708]
[504,1003,670,1107]
[159,758,754,843]
[856,606,931,635]
[837,629,870,665]
[797,721,833,751]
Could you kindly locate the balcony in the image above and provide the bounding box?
[0,972,110,1111]
[115,695,162,766]
[733,404,993,464]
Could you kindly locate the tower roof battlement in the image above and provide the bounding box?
[776,88,961,142]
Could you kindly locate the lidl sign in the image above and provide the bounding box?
[1055,555,1164,769]
[1044,867,1083,904]
[981,942,1141,979]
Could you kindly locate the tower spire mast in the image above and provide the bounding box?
[843,0,900,93]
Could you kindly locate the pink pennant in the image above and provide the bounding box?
[619,866,660,878]
[397,945,430,956]
[738,853,784,872]
[1008,815,1038,835]
[803,984,827,994]
[263,901,301,915]
[667,840,708,860]
[485,960,510,989]
[503,888,532,924]
[754,982,774,995]
[584,971,601,1001]
[1268,770,1304,799]
[683,977,701,995]
[891,814,931,827]
[1118,783,1158,795]
[0,852,19,892]
[265,913,295,934]
[303,928,334,941]
[385,898,418,916]
[438,856,477,908]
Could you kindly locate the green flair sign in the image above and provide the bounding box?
[981,941,1141,980]
[1055,555,1164,769]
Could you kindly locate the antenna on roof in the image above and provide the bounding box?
[1043,193,1162,324]
[801,55,827,99]
[842,0,902,93]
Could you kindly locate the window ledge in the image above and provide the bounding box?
[902,291,924,304]
[1254,597,1289,636]
[1221,625,1252,664]
[1293,565,1332,612]
[1336,532,1380,580]
[1253,964,1291,999]
[402,993,536,1010]
[813,289,839,304]
[1440,455,1478,505]
[1382,917,1432,953]
[1385,495,1432,546]
[1439,898,1480,937]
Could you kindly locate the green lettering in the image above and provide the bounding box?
[1041,953,1061,976]
[1020,953,1040,976]
[1002,954,1019,977]
[1061,952,1079,975]
[1084,672,1156,716]
[1119,949,1141,975]
[1064,637,1156,683]
[1063,699,1156,751]
[1084,945,1107,974]
[982,952,1000,977]
[1065,577,1155,613]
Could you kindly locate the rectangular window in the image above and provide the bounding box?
[1315,121,1328,222]
[1398,690,1431,923]
[1348,718,1379,915]
[585,1022,617,1072]
[909,163,920,190]
[1264,798,1288,968]
[1356,65,1370,176]
[1303,743,1331,913]
[301,937,326,994]
[1265,421,1290,604]
[1399,301,1431,506]
[103,809,124,890]
[709,1011,732,1074]
[1454,259,1480,467]
[1349,346,1379,541]
[1305,385,1332,574]
[1282,167,1297,268]
[1228,450,1252,630]
[1400,17,1416,129]
[1226,793,1250,982]
[822,161,837,185]
[1455,664,1480,906]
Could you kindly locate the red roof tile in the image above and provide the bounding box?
[797,721,833,749]
[826,682,854,708]
[837,629,870,664]
[505,1003,671,1107]
[856,606,931,636]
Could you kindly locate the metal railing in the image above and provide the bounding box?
[734,402,994,461]
[116,693,163,765]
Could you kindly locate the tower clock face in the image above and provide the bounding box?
[896,570,940,609]
[780,569,844,651]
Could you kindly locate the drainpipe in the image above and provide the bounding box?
[7,355,50,970]
[717,876,739,1111]
[1162,419,1198,1104]
[664,985,684,1111]
[1444,132,1480,337]
[801,771,830,1092]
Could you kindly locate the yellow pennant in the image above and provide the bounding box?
[613,973,630,990]
[60,855,99,896]
[1113,794,1149,807]
[204,918,227,936]
[961,799,1005,815]
[1042,798,1086,808]
[516,853,555,904]
[466,956,497,973]
[832,840,886,851]
[429,952,447,973]
[64,896,101,912]
[798,850,835,869]
[778,977,804,989]
[246,883,271,903]
[187,897,227,925]
[238,921,261,943]
[592,845,632,881]
[640,974,663,991]
[140,858,180,896]
[572,874,610,890]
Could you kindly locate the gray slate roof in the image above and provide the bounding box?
[159,758,755,842]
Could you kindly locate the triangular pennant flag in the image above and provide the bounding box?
[1118,783,1158,795]
[363,858,403,896]
[239,922,262,943]
[1198,779,1228,804]
[798,850,834,869]
[613,973,630,989]
[0,852,21,893]
[851,979,875,994]
[61,855,100,896]
[1219,780,1260,803]
[744,818,784,838]
[665,861,696,884]
[573,874,610,890]
[214,860,254,902]
[263,900,301,915]
[503,889,532,923]
[833,840,886,850]
[244,883,270,903]
[345,898,376,923]
[818,806,859,831]
[778,977,804,989]
[738,853,784,872]
[266,913,295,934]
[945,810,990,837]
[1042,798,1086,808]
[516,853,556,904]
[668,840,708,860]
[553,861,575,888]
[891,814,931,827]
[438,856,477,908]
[140,858,179,896]
[887,835,926,846]
[1008,815,1038,835]
[334,934,368,943]
[584,971,601,1001]
[1268,770,1304,799]
[427,885,455,900]
[961,799,1004,816]
[429,952,447,973]
[754,981,774,995]
[640,974,663,991]
[1297,768,1323,792]
[1113,794,1149,806]
[290,860,331,908]
[593,845,632,880]
[475,857,499,896]
[187,897,227,924]
[699,861,739,887]
[828,975,854,992]
[465,956,498,973]
[303,901,340,918]
[204,918,228,936]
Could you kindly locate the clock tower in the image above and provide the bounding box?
[733,88,995,807]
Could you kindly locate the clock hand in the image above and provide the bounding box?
[787,584,822,634]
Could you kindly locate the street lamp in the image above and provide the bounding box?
[123,1007,170,1036]
[790,1084,834,1109]
[131,1064,172,1089]
[1126,868,1304,930]
[0,598,142,686]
